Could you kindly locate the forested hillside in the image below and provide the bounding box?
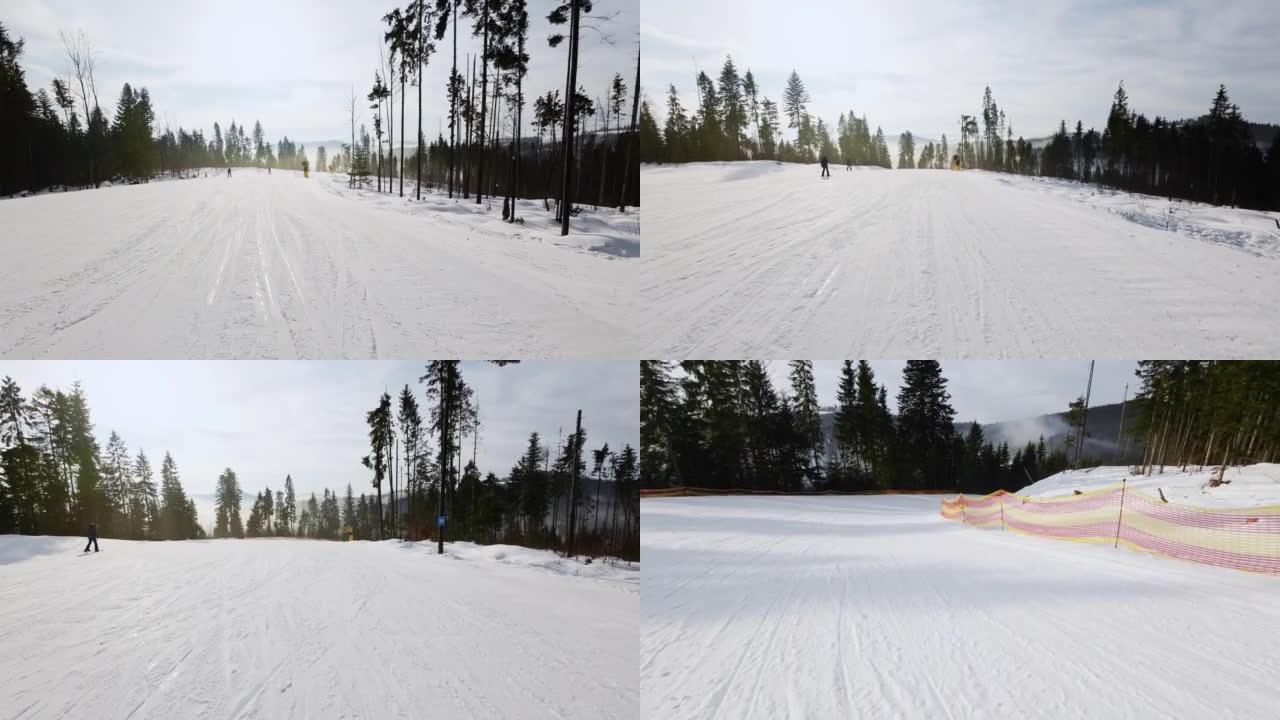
[640,55,1280,210]
[1,362,639,560]
[641,360,1280,496]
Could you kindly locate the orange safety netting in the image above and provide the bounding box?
[940,483,1280,575]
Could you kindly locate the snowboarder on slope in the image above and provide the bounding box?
[819,155,830,178]
[84,522,99,552]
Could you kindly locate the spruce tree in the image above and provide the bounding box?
[133,450,158,539]
[283,474,296,535]
[214,467,243,538]
[782,70,809,135]
[788,361,823,478]
[343,483,356,534]
[831,361,858,489]
[717,56,746,159]
[895,361,956,489]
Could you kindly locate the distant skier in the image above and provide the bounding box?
[846,158,853,171]
[267,166,272,175]
[819,155,830,178]
[84,522,99,553]
[227,167,232,178]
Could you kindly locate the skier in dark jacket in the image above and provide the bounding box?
[85,522,99,552]
[819,155,830,178]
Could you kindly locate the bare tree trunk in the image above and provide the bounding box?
[475,0,491,204]
[1156,406,1172,474]
[1141,406,1159,475]
[598,94,607,209]
[488,76,501,200]
[448,0,458,198]
[416,0,425,200]
[464,55,475,199]
[507,51,523,222]
[558,0,581,236]
[400,70,406,197]
[349,89,358,188]
[566,410,583,556]
[387,49,395,196]
[619,46,639,212]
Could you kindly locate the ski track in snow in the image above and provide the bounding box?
[641,495,1280,720]
[0,537,637,720]
[640,162,1280,357]
[0,170,637,358]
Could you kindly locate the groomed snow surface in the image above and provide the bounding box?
[0,536,637,719]
[640,161,1280,357]
[0,169,639,358]
[642,493,1280,720]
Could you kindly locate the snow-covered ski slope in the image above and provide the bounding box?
[0,170,638,358]
[642,494,1280,720]
[1019,463,1280,507]
[640,162,1280,357]
[0,536,637,719]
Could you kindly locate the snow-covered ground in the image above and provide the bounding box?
[0,535,637,719]
[1018,462,1280,507]
[642,494,1280,719]
[640,161,1280,357]
[0,169,638,358]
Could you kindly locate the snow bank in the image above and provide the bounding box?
[401,539,639,584]
[0,535,636,719]
[320,173,641,258]
[642,494,1280,719]
[641,161,1280,357]
[1019,463,1280,508]
[1001,175,1280,259]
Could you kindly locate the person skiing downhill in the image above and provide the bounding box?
[819,154,830,178]
[227,167,232,178]
[84,522,99,552]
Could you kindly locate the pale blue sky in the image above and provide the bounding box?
[642,0,1279,141]
[4,0,638,148]
[0,361,639,504]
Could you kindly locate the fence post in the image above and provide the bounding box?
[1114,479,1127,549]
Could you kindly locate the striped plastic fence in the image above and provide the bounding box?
[940,483,1280,575]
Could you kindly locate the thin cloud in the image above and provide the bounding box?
[0,361,639,501]
[6,0,638,145]
[643,0,1280,139]
[765,361,1137,425]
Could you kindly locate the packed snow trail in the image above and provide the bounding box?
[642,495,1280,720]
[640,162,1280,357]
[0,536,637,720]
[0,170,636,358]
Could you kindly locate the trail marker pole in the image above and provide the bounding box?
[1114,479,1127,549]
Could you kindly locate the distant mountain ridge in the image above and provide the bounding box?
[817,399,1148,465]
